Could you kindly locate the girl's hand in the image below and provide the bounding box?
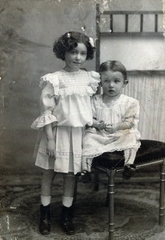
[105,124,117,134]
[95,120,106,130]
[47,139,56,159]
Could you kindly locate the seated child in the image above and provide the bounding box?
[82,60,141,180]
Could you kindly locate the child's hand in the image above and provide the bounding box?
[96,120,106,130]
[47,139,56,159]
[105,124,117,134]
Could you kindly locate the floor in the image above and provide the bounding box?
[0,171,165,240]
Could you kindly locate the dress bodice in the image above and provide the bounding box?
[31,69,100,129]
[92,94,140,128]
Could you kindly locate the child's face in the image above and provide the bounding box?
[64,43,87,72]
[101,70,127,98]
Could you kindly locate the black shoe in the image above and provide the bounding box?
[39,204,51,235]
[122,164,136,180]
[61,206,75,235]
[80,171,92,183]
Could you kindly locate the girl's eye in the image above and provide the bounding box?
[81,52,87,56]
[70,50,76,54]
[104,79,108,83]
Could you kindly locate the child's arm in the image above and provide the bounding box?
[45,124,56,159]
[92,119,106,130]
[105,98,140,134]
[105,122,133,134]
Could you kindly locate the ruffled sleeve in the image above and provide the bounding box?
[88,71,100,93]
[31,73,59,130]
[40,73,59,97]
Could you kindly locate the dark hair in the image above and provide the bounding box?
[99,60,127,80]
[53,31,95,61]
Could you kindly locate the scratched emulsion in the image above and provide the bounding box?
[0,1,165,239]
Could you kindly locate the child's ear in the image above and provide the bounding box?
[123,80,129,87]
[99,81,103,94]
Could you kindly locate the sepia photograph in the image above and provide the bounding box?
[0,0,165,239]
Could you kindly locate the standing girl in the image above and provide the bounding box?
[82,60,141,179]
[31,31,100,235]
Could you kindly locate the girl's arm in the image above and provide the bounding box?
[90,96,106,130]
[31,79,58,131]
[45,124,56,159]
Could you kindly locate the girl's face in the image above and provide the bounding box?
[64,43,87,72]
[101,70,127,98]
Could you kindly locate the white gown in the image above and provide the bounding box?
[82,94,141,170]
[31,69,100,174]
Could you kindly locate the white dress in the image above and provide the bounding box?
[31,69,100,174]
[82,94,141,169]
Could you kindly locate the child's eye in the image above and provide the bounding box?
[70,50,76,54]
[81,52,87,56]
[114,79,120,83]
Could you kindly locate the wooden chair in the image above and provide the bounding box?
[92,139,165,240]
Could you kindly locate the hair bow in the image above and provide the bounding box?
[89,37,95,47]
[67,32,71,38]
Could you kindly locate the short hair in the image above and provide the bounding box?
[53,31,95,61]
[99,60,127,80]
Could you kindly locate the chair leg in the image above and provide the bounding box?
[159,159,165,225]
[107,169,116,240]
[94,168,99,191]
